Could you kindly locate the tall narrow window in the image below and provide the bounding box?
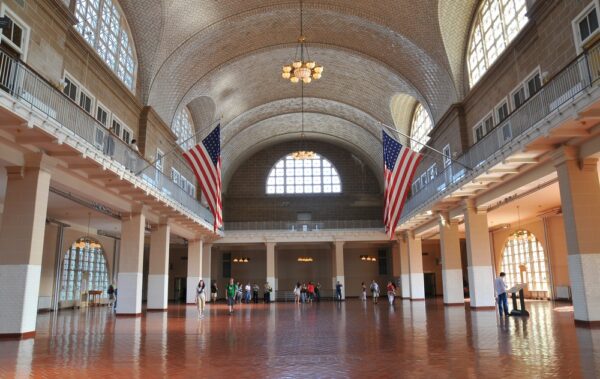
[266,153,341,195]
[172,108,195,150]
[468,0,528,86]
[75,0,137,90]
[410,103,433,152]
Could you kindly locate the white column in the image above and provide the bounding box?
[554,147,600,323]
[439,212,465,305]
[400,236,411,298]
[202,243,212,302]
[266,242,277,301]
[332,241,345,300]
[116,210,145,315]
[463,199,495,308]
[186,240,203,304]
[0,159,51,338]
[147,223,170,310]
[407,231,425,300]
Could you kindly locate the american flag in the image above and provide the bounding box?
[183,125,223,231]
[383,130,422,239]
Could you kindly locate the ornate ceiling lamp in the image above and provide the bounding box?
[291,83,316,160]
[281,0,323,84]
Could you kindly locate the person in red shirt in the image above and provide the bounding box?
[387,281,396,305]
[307,282,315,303]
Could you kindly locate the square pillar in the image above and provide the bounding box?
[116,211,146,315]
[202,243,212,302]
[147,223,170,310]
[266,242,277,301]
[186,240,203,304]
[400,236,411,298]
[332,241,345,300]
[0,162,51,338]
[463,199,495,308]
[554,148,600,323]
[439,212,465,305]
[407,231,425,300]
[392,240,401,279]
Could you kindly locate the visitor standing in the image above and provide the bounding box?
[235,281,243,304]
[107,284,116,310]
[386,281,395,305]
[264,282,273,303]
[294,282,301,304]
[253,283,260,304]
[495,272,510,317]
[335,281,343,301]
[301,283,307,303]
[196,279,206,318]
[211,281,218,303]
[226,278,236,315]
[245,283,252,303]
[315,283,321,302]
[370,280,379,304]
[361,282,367,301]
[307,282,315,303]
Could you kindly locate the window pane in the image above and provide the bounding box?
[265,153,341,195]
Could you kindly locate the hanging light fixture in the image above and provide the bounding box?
[291,81,316,160]
[360,255,377,262]
[514,206,533,242]
[281,0,323,84]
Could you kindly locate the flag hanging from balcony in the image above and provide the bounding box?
[383,130,422,239]
[183,124,223,231]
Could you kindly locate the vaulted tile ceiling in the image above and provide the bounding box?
[118,0,479,186]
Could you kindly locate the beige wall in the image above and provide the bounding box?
[343,246,394,297]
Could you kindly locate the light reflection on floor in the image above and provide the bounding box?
[0,299,598,378]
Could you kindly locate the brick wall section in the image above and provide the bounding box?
[224,141,383,222]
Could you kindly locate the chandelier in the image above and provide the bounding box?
[292,79,315,160]
[297,257,314,263]
[514,206,534,242]
[360,255,377,262]
[74,213,102,250]
[281,0,323,84]
[233,257,250,263]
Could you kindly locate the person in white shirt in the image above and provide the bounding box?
[494,272,510,317]
[196,280,206,319]
[370,280,380,304]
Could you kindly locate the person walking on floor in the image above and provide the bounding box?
[226,278,236,315]
[386,281,396,305]
[264,282,273,304]
[335,281,343,301]
[244,283,252,303]
[294,282,301,304]
[315,283,321,302]
[495,272,510,317]
[370,280,380,304]
[301,283,307,303]
[307,282,315,303]
[211,281,218,303]
[253,283,260,304]
[196,279,207,318]
[361,282,367,301]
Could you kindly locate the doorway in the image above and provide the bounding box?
[174,277,186,302]
[424,273,436,298]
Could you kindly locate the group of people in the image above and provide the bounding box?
[293,282,322,303]
[360,280,397,305]
[195,278,274,317]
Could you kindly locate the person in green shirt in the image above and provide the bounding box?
[225,278,236,314]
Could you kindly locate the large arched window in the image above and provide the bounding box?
[172,108,195,150]
[410,103,433,152]
[266,153,341,194]
[75,0,137,90]
[500,230,548,292]
[468,0,528,86]
[59,238,110,302]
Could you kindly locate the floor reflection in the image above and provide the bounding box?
[0,299,596,377]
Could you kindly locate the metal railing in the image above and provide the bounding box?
[224,219,384,231]
[402,42,600,221]
[0,50,214,225]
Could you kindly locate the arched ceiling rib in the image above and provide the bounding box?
[186,96,216,134]
[390,94,419,146]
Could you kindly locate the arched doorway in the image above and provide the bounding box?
[59,237,110,304]
[500,230,549,298]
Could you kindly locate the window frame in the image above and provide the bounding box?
[410,103,434,152]
[573,0,600,53]
[495,97,510,125]
[96,101,110,128]
[266,153,342,195]
[0,4,30,61]
[510,67,542,110]
[472,111,494,143]
[78,87,95,115]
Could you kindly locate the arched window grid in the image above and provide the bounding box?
[172,107,195,150]
[500,230,548,292]
[59,238,110,302]
[266,153,341,195]
[410,103,433,152]
[75,0,137,90]
[468,0,528,86]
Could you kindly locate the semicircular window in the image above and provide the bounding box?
[59,238,110,302]
[468,0,528,86]
[266,153,341,195]
[75,0,137,90]
[172,107,195,150]
[410,103,433,152]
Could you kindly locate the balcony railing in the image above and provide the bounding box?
[0,50,214,225]
[224,219,384,231]
[402,41,600,222]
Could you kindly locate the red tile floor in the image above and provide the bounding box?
[0,299,598,378]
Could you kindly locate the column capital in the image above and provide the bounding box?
[333,240,345,247]
[463,198,487,215]
[552,145,580,167]
[264,241,277,248]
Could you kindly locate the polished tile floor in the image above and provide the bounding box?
[0,299,599,378]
